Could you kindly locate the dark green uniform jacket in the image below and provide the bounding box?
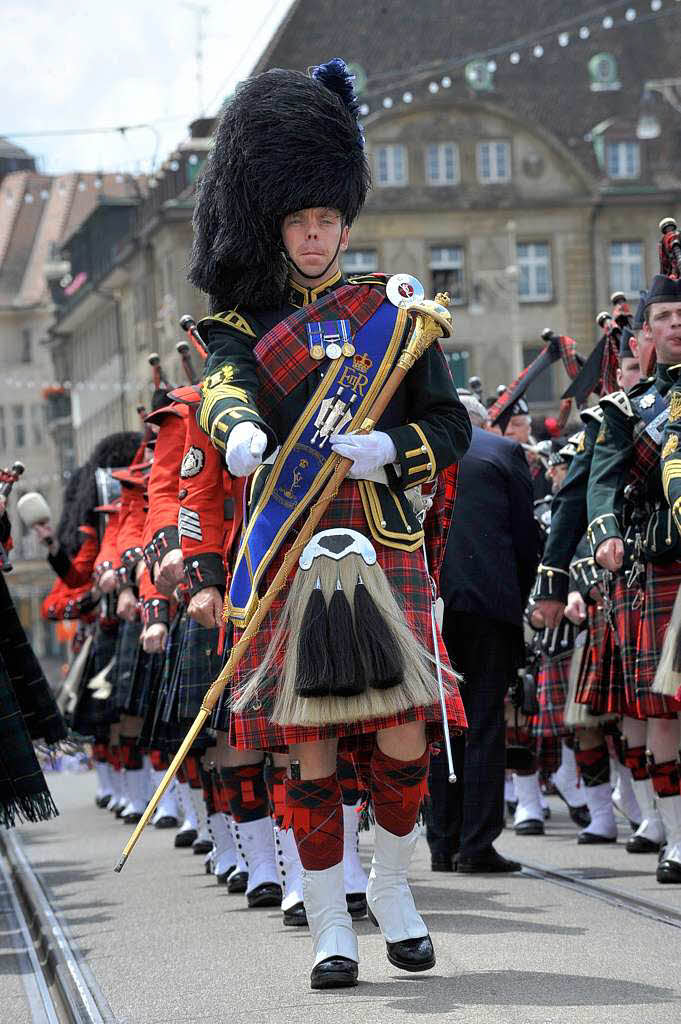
[196,271,471,550]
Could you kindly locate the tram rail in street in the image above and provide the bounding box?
[519,857,681,931]
[0,828,114,1024]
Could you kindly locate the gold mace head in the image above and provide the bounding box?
[398,292,454,371]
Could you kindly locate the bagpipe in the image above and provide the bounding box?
[0,461,25,572]
[562,292,632,406]
[487,328,584,432]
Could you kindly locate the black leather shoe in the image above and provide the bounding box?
[368,909,435,972]
[626,834,661,854]
[174,828,198,848]
[346,893,367,919]
[577,831,616,845]
[430,853,454,872]
[227,870,248,893]
[568,805,591,829]
[96,795,111,808]
[657,858,681,883]
[193,839,213,855]
[514,819,544,836]
[123,810,142,824]
[216,865,236,884]
[456,848,521,874]
[283,901,308,926]
[247,882,282,908]
[154,815,178,829]
[310,957,358,989]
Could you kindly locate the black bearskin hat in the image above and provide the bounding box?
[188,58,370,312]
[74,431,142,531]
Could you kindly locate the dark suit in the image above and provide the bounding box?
[428,427,540,862]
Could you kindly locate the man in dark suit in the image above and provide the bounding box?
[427,395,541,872]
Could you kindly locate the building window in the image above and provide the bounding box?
[31,404,44,446]
[517,242,552,302]
[606,141,640,180]
[609,241,644,297]
[444,349,471,389]
[0,408,5,450]
[12,405,25,448]
[476,140,511,183]
[429,246,465,305]
[20,328,32,364]
[425,143,460,185]
[343,249,378,275]
[375,144,408,186]
[523,345,555,402]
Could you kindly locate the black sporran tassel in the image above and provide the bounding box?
[353,574,404,690]
[328,579,366,696]
[295,577,331,697]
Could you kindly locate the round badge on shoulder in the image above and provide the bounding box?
[386,273,425,309]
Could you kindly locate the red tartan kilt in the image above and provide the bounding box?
[534,651,572,737]
[575,604,625,713]
[633,562,681,719]
[611,575,641,715]
[221,479,466,751]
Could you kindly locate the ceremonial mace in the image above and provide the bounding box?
[115,295,455,871]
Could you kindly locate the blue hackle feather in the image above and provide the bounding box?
[311,58,360,120]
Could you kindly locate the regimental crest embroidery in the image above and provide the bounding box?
[663,434,680,460]
[204,364,237,390]
[670,391,681,424]
[180,446,205,478]
[640,393,656,409]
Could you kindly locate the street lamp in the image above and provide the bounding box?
[635,79,681,140]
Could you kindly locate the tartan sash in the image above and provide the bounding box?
[254,283,386,416]
[227,299,407,625]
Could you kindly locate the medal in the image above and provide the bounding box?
[386,273,425,309]
[326,342,342,360]
[310,344,325,360]
[342,341,355,357]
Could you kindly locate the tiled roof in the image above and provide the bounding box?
[254,0,681,190]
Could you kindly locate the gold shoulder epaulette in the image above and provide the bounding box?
[199,309,256,338]
[601,390,634,418]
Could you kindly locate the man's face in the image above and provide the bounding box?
[505,414,531,444]
[643,302,681,365]
[617,356,641,391]
[281,207,349,281]
[547,463,568,494]
[631,329,655,378]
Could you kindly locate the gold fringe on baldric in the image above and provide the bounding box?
[231,551,449,726]
[653,584,681,696]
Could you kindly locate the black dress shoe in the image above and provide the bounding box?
[216,865,236,884]
[174,828,198,848]
[193,839,213,855]
[368,909,435,971]
[310,957,358,989]
[123,811,143,824]
[456,848,521,874]
[577,831,616,845]
[96,795,111,808]
[514,819,544,836]
[227,870,248,893]
[247,882,282,908]
[657,857,681,884]
[568,805,591,829]
[154,815,178,829]
[626,834,661,854]
[430,853,454,872]
[346,893,367,919]
[282,901,308,926]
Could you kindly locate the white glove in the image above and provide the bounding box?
[225,421,267,477]
[329,430,397,480]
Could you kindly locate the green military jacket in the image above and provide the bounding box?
[533,407,602,604]
[660,364,681,534]
[587,366,675,559]
[196,271,471,551]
